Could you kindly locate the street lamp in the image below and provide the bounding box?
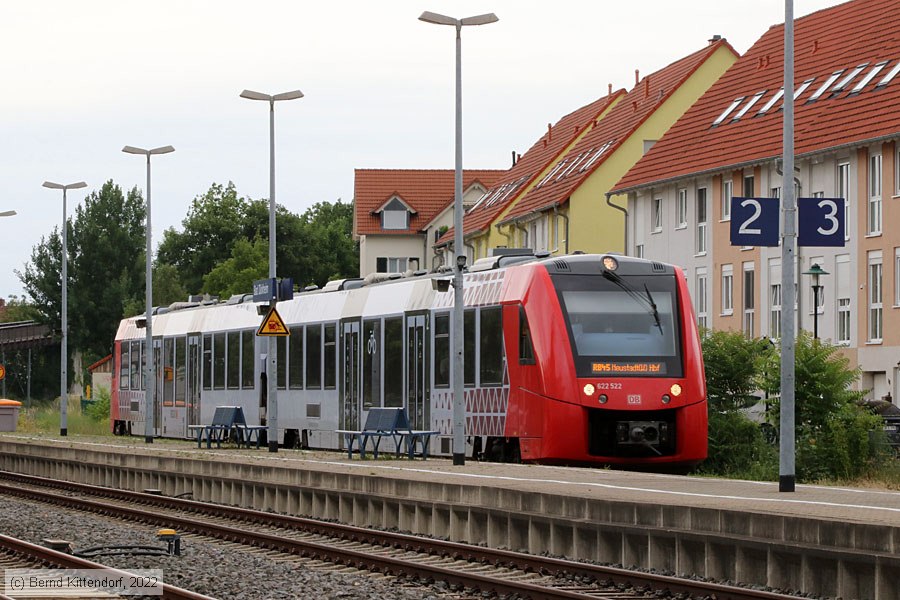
[803,263,829,340]
[240,88,303,453]
[0,210,16,217]
[122,145,175,444]
[419,10,498,466]
[42,181,87,436]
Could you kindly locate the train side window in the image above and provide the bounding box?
[119,343,129,390]
[241,330,254,389]
[277,336,287,389]
[384,317,403,407]
[175,337,186,405]
[289,326,303,389]
[323,323,336,389]
[362,319,381,409]
[202,334,212,391]
[464,310,475,387]
[480,307,503,385]
[306,324,322,389]
[226,332,240,390]
[519,306,535,365]
[213,333,225,390]
[434,313,450,388]
[163,338,175,406]
[139,341,147,391]
[130,341,141,390]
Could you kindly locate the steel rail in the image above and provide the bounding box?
[0,471,805,600]
[0,533,215,600]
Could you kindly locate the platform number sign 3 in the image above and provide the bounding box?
[798,197,845,247]
[730,197,780,247]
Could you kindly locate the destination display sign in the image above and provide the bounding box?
[591,362,666,374]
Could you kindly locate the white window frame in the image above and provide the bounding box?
[868,253,883,342]
[696,187,708,255]
[743,262,755,338]
[696,269,708,330]
[721,179,732,221]
[676,189,688,229]
[721,264,734,315]
[868,153,882,235]
[652,198,663,232]
[770,283,782,340]
[837,298,851,345]
[895,247,900,308]
[837,161,850,241]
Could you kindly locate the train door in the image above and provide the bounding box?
[406,313,429,430]
[152,337,163,437]
[340,319,361,431]
[186,334,201,433]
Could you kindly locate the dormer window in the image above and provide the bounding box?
[373,196,416,231]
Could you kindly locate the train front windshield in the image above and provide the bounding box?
[555,274,684,378]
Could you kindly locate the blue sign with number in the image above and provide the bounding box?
[730,197,780,246]
[798,197,845,247]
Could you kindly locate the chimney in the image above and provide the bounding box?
[608,83,612,96]
[635,69,640,86]
[547,123,552,140]
[511,150,517,167]
[709,34,722,45]
[644,76,650,98]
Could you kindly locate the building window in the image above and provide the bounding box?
[676,189,687,228]
[381,198,409,230]
[652,198,662,232]
[868,153,882,235]
[895,248,900,307]
[869,254,883,342]
[696,270,708,330]
[721,265,733,315]
[770,284,782,340]
[696,188,707,254]
[722,179,732,221]
[743,174,755,197]
[376,257,408,273]
[837,161,850,241]
[838,298,851,345]
[743,263,755,338]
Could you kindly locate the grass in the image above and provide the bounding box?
[16,396,111,437]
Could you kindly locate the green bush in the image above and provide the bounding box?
[702,410,777,478]
[86,387,111,423]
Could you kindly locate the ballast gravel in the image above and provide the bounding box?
[0,495,453,599]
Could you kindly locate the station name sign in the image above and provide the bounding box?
[253,278,294,303]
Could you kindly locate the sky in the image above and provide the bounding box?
[0,0,847,301]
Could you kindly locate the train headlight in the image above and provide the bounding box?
[583,383,595,396]
[598,394,608,404]
[602,256,619,271]
[661,394,671,404]
[670,383,682,396]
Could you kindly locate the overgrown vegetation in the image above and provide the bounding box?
[699,329,894,486]
[16,394,110,437]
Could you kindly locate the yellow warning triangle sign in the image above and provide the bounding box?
[257,306,290,336]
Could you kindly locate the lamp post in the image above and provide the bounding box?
[240,88,303,453]
[803,263,829,340]
[0,210,16,217]
[42,181,87,436]
[419,10,498,466]
[122,145,175,443]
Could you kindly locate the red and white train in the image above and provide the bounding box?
[112,252,707,468]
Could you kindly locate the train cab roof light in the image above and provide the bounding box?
[602,256,619,271]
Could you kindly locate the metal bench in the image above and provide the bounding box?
[336,407,439,460]
[188,406,266,449]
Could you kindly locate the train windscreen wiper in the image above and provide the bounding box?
[601,271,663,335]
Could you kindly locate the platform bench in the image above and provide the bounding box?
[188,406,266,449]
[336,407,439,460]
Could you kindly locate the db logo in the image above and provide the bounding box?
[627,394,641,405]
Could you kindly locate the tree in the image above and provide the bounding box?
[16,228,65,329]
[299,200,358,286]
[203,238,268,298]
[761,333,878,480]
[157,182,249,294]
[69,181,146,360]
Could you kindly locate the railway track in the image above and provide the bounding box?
[0,532,214,600]
[0,471,805,600]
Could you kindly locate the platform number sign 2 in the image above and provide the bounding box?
[798,197,845,247]
[730,197,779,247]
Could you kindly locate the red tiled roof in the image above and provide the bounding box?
[354,169,506,237]
[502,40,736,223]
[451,91,626,242]
[614,0,900,193]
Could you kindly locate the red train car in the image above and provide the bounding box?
[112,252,706,469]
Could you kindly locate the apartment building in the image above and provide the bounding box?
[613,0,900,402]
